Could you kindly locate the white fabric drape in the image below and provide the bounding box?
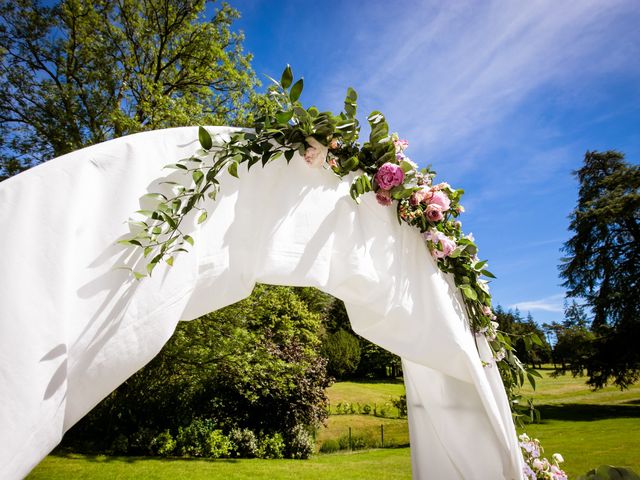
[0,126,524,479]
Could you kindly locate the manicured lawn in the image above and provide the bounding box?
[27,449,412,480]
[316,415,410,449]
[27,371,640,479]
[326,379,405,415]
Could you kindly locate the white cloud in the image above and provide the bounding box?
[510,293,565,313]
[326,0,640,162]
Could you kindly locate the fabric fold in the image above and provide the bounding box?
[0,126,523,479]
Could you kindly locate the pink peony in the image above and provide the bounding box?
[426,204,444,222]
[375,162,405,190]
[375,189,392,206]
[303,136,328,168]
[428,190,451,211]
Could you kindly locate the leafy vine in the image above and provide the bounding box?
[122,65,542,423]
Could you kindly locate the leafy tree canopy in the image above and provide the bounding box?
[0,0,269,179]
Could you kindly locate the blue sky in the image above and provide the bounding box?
[225,0,640,326]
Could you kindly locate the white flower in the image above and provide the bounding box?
[303,136,328,168]
[552,453,564,464]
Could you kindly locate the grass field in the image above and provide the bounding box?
[27,370,640,479]
[27,450,412,480]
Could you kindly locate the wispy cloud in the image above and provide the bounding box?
[510,293,565,313]
[327,0,639,162]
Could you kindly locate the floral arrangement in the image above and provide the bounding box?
[122,66,561,476]
[520,434,568,480]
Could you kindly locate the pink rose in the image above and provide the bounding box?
[375,189,392,206]
[428,190,451,211]
[409,188,429,206]
[426,204,444,222]
[375,162,405,190]
[394,138,409,152]
[482,305,493,317]
[424,229,456,258]
[303,136,328,168]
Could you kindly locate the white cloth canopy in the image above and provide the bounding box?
[0,126,524,479]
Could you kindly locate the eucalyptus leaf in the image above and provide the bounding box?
[290,78,304,102]
[198,126,213,150]
[280,65,293,89]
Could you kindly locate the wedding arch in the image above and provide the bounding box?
[0,67,545,479]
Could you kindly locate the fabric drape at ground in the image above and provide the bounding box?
[0,127,524,479]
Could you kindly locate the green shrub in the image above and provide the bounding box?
[391,395,407,417]
[108,434,128,455]
[362,403,372,415]
[286,425,314,459]
[229,428,259,458]
[176,418,216,457]
[319,439,340,453]
[151,430,176,456]
[578,465,640,480]
[258,433,285,459]
[205,429,232,458]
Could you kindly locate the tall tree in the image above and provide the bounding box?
[0,0,267,180]
[559,150,640,388]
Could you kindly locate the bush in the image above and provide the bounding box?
[229,428,259,458]
[391,395,407,417]
[205,430,232,458]
[578,465,640,480]
[258,433,285,459]
[151,430,176,456]
[362,403,372,415]
[319,439,340,453]
[286,424,314,459]
[176,418,215,457]
[108,434,129,455]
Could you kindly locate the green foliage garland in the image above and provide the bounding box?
[123,65,541,423]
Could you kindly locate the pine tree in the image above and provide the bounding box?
[560,150,640,388]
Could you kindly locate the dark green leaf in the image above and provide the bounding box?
[198,126,213,150]
[228,162,239,178]
[280,65,293,89]
[290,78,304,102]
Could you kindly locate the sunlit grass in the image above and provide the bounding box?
[28,372,640,479]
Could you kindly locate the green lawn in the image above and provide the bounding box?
[27,371,640,479]
[27,449,412,480]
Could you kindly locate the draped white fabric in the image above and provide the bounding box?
[0,126,524,479]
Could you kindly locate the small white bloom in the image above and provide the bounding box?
[552,453,564,464]
[303,136,328,168]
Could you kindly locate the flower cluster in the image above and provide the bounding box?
[519,434,568,480]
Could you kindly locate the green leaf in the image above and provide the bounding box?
[460,285,478,300]
[133,271,146,280]
[481,269,496,278]
[347,87,358,101]
[198,126,213,150]
[280,65,293,89]
[166,256,174,266]
[184,235,194,246]
[192,170,204,185]
[275,110,294,123]
[228,161,239,178]
[290,78,304,102]
[198,211,207,224]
